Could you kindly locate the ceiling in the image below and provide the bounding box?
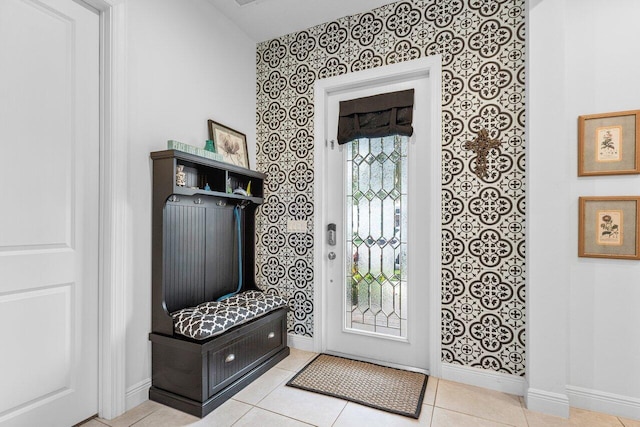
[208,0,399,42]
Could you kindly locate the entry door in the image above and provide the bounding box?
[0,0,99,425]
[324,76,431,371]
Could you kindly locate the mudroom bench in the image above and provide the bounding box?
[148,150,290,418]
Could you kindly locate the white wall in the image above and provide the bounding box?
[124,0,256,408]
[529,0,640,419]
[527,0,571,417]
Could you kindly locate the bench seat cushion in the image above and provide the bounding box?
[172,290,287,340]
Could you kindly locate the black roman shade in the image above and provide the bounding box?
[337,89,415,145]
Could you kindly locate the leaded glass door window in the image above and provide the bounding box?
[346,135,408,338]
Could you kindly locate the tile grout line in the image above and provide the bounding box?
[254,356,346,427]
[229,364,301,424]
[253,366,297,407]
[330,401,350,427]
[429,378,440,426]
[127,408,163,427]
[430,386,522,427]
[438,407,518,426]
[616,416,629,427]
[516,393,531,427]
[128,413,148,427]
[229,400,256,427]
[241,405,318,426]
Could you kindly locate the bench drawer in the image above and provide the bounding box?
[208,313,285,395]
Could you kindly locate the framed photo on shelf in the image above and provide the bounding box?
[208,120,249,169]
[578,109,640,176]
[578,196,640,260]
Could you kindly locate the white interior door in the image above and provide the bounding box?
[324,76,432,372]
[0,0,99,425]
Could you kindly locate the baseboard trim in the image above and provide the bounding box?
[125,378,151,412]
[526,388,570,418]
[567,385,640,420]
[441,363,526,396]
[287,333,314,352]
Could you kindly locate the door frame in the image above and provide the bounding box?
[81,0,128,420]
[313,56,443,377]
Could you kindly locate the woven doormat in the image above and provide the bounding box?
[286,354,428,419]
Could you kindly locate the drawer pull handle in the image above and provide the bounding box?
[225,354,235,363]
[267,332,275,339]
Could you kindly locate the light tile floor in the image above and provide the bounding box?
[81,349,640,427]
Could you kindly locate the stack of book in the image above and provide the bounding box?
[167,140,223,162]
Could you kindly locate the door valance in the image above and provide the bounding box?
[337,89,414,145]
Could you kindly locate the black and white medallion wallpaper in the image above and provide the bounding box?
[255,0,526,376]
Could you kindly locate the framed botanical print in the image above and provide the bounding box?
[578,110,640,176]
[578,196,640,260]
[208,120,249,169]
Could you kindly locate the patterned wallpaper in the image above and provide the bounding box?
[255,0,526,376]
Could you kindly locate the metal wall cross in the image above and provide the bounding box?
[463,128,503,180]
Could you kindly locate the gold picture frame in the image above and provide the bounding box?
[578,196,640,260]
[208,120,249,169]
[578,110,640,176]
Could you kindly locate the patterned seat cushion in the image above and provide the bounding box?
[172,290,287,340]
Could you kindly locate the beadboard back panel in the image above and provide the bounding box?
[255,0,526,376]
